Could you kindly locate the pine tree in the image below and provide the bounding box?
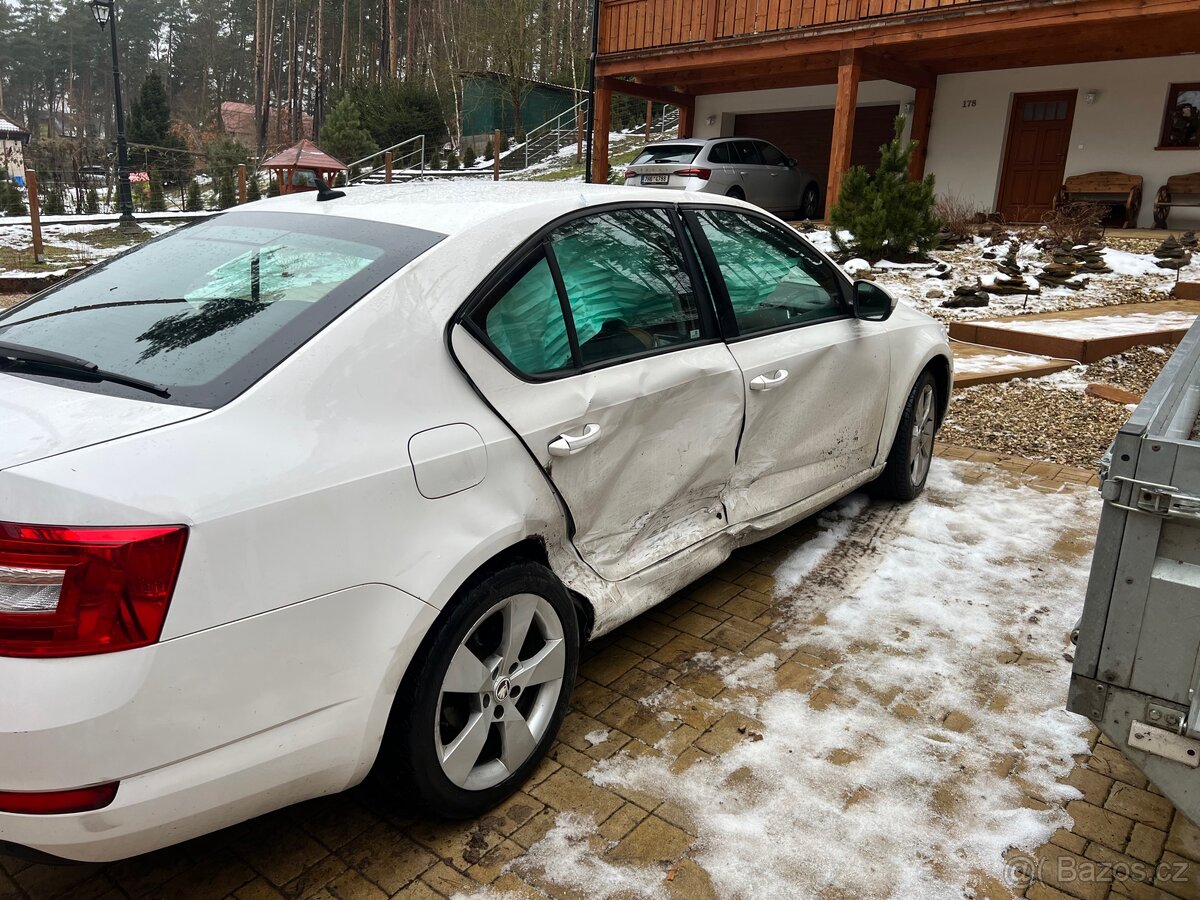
[4,180,27,216]
[185,180,203,211]
[218,172,236,209]
[85,187,100,214]
[463,144,477,168]
[267,177,280,198]
[247,174,262,202]
[147,172,167,211]
[446,150,459,170]
[483,139,494,161]
[43,186,65,215]
[499,133,511,152]
[428,151,441,171]
[319,96,377,167]
[829,117,940,262]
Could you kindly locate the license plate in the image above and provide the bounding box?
[641,175,669,185]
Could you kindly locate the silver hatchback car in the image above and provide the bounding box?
[623,137,821,219]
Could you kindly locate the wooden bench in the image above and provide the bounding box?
[1153,172,1200,229]
[1055,171,1143,229]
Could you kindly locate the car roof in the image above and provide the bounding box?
[223,180,732,238]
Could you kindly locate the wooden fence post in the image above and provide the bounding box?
[493,129,502,182]
[237,164,247,204]
[25,169,44,263]
[576,105,584,163]
[385,151,393,183]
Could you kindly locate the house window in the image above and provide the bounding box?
[1159,83,1200,149]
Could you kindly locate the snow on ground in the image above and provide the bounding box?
[952,350,1063,377]
[504,462,1098,899]
[0,221,179,276]
[996,310,1197,338]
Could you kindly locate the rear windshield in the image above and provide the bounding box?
[0,211,444,408]
[633,144,701,165]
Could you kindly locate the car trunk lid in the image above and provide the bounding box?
[0,374,205,471]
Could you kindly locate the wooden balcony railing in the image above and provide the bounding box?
[598,0,1006,55]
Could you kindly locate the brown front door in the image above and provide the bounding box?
[997,91,1076,222]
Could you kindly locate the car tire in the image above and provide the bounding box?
[872,370,939,502]
[726,186,745,201]
[800,184,820,220]
[375,561,579,818]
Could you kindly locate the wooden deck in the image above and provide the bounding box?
[948,301,1200,363]
[950,341,1075,387]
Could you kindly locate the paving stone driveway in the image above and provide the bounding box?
[2,446,1199,900]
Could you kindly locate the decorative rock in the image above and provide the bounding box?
[798,219,817,233]
[925,287,945,299]
[1155,236,1185,259]
[928,262,953,280]
[1156,251,1193,270]
[1180,231,1197,249]
[844,258,872,276]
[941,291,990,308]
[954,283,980,296]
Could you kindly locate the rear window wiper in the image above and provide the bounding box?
[0,340,171,398]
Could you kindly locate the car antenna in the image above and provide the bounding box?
[316,179,345,202]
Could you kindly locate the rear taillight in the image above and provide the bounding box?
[624,169,638,179]
[674,167,712,180]
[0,782,119,814]
[0,523,187,658]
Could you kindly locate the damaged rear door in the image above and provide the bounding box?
[1071,318,1200,819]
[450,205,745,582]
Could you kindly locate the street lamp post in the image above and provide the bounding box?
[90,0,135,228]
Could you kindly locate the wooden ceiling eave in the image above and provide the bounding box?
[595,0,1199,83]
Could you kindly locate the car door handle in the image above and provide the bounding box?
[738,170,748,176]
[749,370,789,391]
[548,423,602,457]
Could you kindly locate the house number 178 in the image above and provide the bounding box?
[962,99,977,107]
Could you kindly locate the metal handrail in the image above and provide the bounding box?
[522,99,588,169]
[347,135,425,183]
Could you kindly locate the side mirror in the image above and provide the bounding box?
[787,158,798,168]
[853,280,896,321]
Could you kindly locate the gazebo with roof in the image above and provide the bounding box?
[261,139,347,195]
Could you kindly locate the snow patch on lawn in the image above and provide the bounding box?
[996,310,1197,339]
[952,350,1063,376]
[521,462,1097,899]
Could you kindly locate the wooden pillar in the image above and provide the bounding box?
[591,85,612,185]
[385,151,393,183]
[25,169,44,263]
[826,49,862,218]
[907,81,936,181]
[678,101,695,139]
[645,100,653,138]
[237,164,247,204]
[493,129,502,182]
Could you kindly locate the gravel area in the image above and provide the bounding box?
[0,294,27,309]
[944,344,1174,468]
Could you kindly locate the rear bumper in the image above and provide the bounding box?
[0,583,437,862]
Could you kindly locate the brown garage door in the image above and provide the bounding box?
[734,105,900,217]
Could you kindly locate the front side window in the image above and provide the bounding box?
[758,142,789,167]
[550,208,701,365]
[694,208,845,335]
[0,212,443,406]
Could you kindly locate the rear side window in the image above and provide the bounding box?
[633,144,701,165]
[708,143,734,165]
[0,212,443,407]
[693,208,845,335]
[475,207,708,377]
[734,141,763,165]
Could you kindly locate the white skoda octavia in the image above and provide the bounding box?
[0,182,950,861]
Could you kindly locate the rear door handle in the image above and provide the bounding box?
[749,370,789,391]
[548,423,602,456]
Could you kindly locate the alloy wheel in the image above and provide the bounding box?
[435,592,566,790]
[909,382,936,486]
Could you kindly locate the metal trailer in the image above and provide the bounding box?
[1071,315,1200,817]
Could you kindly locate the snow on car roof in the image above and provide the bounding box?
[228,180,727,238]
